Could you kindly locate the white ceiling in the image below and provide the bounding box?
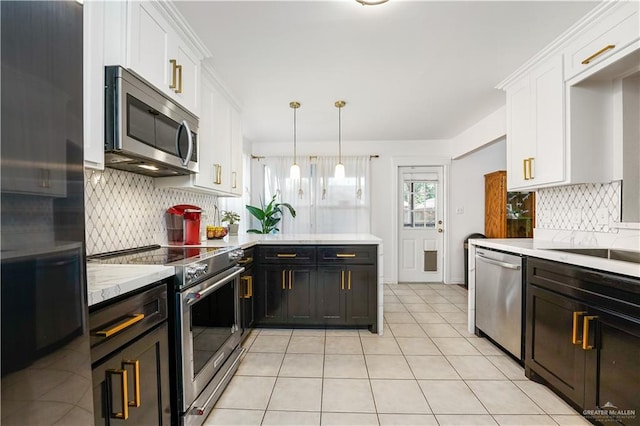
[174,0,598,144]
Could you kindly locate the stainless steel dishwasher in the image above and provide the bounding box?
[475,247,524,360]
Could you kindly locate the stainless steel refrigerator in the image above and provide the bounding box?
[0,1,94,424]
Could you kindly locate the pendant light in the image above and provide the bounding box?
[289,101,301,179]
[334,100,346,179]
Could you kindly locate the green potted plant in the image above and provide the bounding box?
[221,210,241,235]
[246,194,296,234]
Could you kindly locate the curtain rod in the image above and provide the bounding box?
[251,154,379,160]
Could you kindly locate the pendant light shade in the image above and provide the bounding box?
[289,101,301,179]
[334,100,346,179]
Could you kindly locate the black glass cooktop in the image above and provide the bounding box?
[87,244,231,266]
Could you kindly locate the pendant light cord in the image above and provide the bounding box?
[338,106,342,163]
[294,106,297,163]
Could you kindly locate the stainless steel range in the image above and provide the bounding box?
[89,244,245,425]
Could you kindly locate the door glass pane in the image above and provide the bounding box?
[403,179,437,229]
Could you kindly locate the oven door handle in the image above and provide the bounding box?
[186,267,244,305]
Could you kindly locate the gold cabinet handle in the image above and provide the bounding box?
[523,159,529,180]
[572,311,587,344]
[238,257,253,266]
[582,315,598,350]
[213,164,222,185]
[240,276,252,298]
[288,270,293,290]
[336,253,356,258]
[96,313,145,338]
[528,157,534,179]
[348,270,352,290]
[122,360,141,408]
[277,253,297,258]
[169,59,178,89]
[106,369,129,420]
[341,270,345,290]
[581,44,615,65]
[232,171,237,189]
[282,270,286,290]
[175,64,183,94]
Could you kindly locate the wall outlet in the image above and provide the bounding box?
[571,208,582,224]
[596,207,609,225]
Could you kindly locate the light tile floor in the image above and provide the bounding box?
[205,283,590,426]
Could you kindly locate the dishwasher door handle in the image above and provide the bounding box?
[476,254,521,270]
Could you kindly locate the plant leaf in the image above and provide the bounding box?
[246,205,265,221]
[279,202,297,218]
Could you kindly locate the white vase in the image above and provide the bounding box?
[228,223,239,236]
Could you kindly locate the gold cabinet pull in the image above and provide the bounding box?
[528,157,534,179]
[348,270,352,290]
[240,276,252,298]
[581,44,615,65]
[276,253,297,258]
[238,257,253,266]
[572,311,587,344]
[582,315,598,350]
[213,164,222,185]
[288,270,293,290]
[232,171,237,189]
[106,369,129,420]
[175,64,183,93]
[523,159,529,180]
[122,360,141,408]
[336,253,356,258]
[341,270,345,290]
[96,313,145,338]
[169,59,178,89]
[282,270,286,290]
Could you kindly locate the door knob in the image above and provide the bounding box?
[438,228,443,233]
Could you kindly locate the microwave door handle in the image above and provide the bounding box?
[176,120,194,167]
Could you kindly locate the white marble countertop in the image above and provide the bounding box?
[86,264,175,307]
[469,238,640,278]
[169,233,383,250]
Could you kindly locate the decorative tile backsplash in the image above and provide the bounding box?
[84,168,218,255]
[536,181,621,233]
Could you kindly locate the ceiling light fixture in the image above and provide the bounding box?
[355,0,389,5]
[290,101,301,179]
[334,100,346,179]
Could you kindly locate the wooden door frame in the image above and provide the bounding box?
[391,157,451,284]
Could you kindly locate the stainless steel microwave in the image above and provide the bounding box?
[104,66,198,177]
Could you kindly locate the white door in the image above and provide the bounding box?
[398,166,444,282]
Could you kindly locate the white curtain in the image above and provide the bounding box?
[257,156,370,234]
[261,156,312,233]
[314,156,370,233]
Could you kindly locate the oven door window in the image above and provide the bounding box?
[190,280,236,376]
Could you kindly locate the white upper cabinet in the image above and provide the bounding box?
[504,56,565,191]
[102,1,202,115]
[563,1,639,82]
[127,1,201,115]
[230,108,244,197]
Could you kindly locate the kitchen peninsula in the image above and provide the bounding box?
[87,234,384,334]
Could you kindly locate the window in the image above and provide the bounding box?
[403,179,437,228]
